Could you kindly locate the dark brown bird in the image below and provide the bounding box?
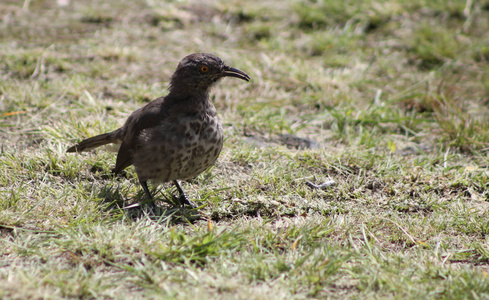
[67,53,250,208]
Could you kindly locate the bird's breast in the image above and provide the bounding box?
[133,113,223,183]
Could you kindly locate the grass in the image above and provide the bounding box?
[1,0,489,298]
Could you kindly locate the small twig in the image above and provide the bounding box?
[463,0,473,33]
[442,253,451,265]
[23,0,31,11]
[0,224,57,234]
[305,180,336,190]
[380,217,419,245]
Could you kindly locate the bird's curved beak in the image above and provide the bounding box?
[221,65,250,81]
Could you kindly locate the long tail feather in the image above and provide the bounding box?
[67,131,118,153]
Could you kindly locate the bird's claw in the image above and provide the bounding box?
[173,194,197,208]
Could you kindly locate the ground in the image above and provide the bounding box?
[1,0,489,298]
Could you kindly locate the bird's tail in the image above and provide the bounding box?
[67,131,120,153]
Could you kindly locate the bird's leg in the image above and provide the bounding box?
[140,180,152,199]
[173,180,197,208]
[139,180,156,210]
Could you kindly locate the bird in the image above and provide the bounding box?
[67,53,250,208]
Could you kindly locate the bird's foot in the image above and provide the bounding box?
[172,180,197,208]
[173,194,197,208]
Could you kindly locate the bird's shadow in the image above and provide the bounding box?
[96,185,202,224]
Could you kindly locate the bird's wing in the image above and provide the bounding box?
[113,140,133,174]
[113,97,170,172]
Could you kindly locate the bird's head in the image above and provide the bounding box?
[169,53,250,95]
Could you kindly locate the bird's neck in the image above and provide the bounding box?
[167,77,217,115]
[168,87,210,99]
[165,90,216,116]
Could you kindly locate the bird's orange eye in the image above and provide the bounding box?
[201,66,209,73]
